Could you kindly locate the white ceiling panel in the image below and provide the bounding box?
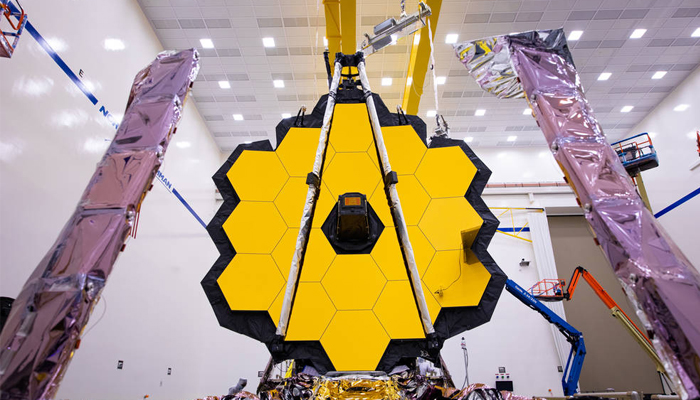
[138,0,700,150]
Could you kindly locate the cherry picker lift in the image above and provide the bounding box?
[528,266,673,391]
[505,279,586,396]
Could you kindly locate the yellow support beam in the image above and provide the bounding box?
[340,0,356,54]
[323,0,341,72]
[401,0,442,115]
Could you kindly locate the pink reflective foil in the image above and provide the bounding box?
[0,49,199,399]
[456,29,700,398]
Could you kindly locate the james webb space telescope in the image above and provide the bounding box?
[202,50,505,374]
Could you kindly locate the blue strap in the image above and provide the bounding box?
[654,186,700,219]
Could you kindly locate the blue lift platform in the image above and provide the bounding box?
[611,133,659,177]
[505,279,586,396]
[0,0,26,58]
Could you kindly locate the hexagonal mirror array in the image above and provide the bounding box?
[203,95,506,373]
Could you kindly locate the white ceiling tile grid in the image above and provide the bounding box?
[138,0,700,150]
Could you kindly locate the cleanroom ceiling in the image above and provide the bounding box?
[137,0,700,150]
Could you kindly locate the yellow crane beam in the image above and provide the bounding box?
[401,0,443,115]
[340,0,356,54]
[323,0,341,68]
[324,0,357,75]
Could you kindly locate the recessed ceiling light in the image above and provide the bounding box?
[630,29,647,39]
[568,30,583,41]
[406,77,413,85]
[436,76,446,85]
[464,137,473,143]
[651,71,667,79]
[273,80,285,88]
[445,34,459,44]
[523,108,531,115]
[598,72,612,81]
[218,81,231,89]
[413,34,421,45]
[427,110,436,118]
[233,114,244,121]
[507,135,517,142]
[323,36,328,46]
[263,37,275,48]
[175,141,191,149]
[692,28,700,37]
[104,38,125,51]
[475,109,486,116]
[281,113,292,118]
[200,38,214,49]
[382,77,393,86]
[674,104,690,112]
[620,105,634,113]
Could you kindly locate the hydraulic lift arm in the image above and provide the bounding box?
[564,267,667,376]
[505,279,586,396]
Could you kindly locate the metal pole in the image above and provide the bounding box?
[357,60,436,336]
[276,60,343,336]
[635,173,653,213]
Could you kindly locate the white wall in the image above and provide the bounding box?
[626,66,700,268]
[0,1,271,399]
[470,147,565,184]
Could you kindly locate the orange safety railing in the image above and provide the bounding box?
[611,132,655,163]
[528,278,565,298]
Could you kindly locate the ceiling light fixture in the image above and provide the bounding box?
[475,109,486,116]
[692,28,700,37]
[382,77,393,86]
[522,108,531,115]
[651,71,667,80]
[464,137,473,143]
[175,141,191,149]
[507,135,517,142]
[273,80,285,88]
[568,30,583,41]
[233,114,244,121]
[621,105,634,113]
[218,81,231,89]
[427,110,436,118]
[262,37,276,48]
[445,33,459,44]
[281,113,292,118]
[598,72,612,81]
[674,104,690,112]
[200,38,214,49]
[630,29,647,39]
[323,36,328,46]
[436,76,446,85]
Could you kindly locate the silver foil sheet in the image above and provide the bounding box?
[455,29,700,398]
[0,49,199,399]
